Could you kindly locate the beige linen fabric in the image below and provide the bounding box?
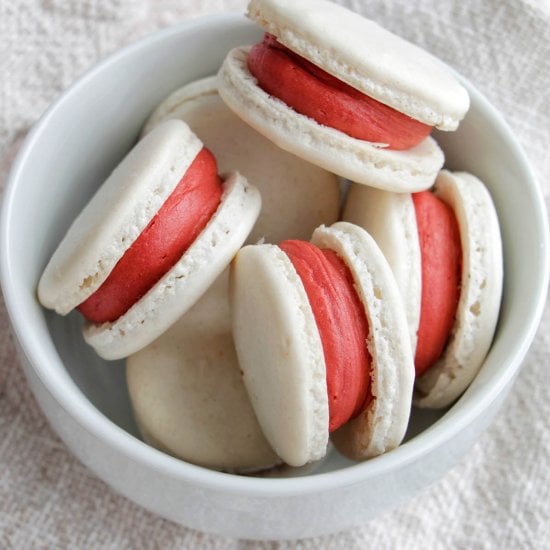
[1,0,549,547]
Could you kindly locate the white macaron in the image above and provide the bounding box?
[142,75,340,244]
[38,119,261,360]
[218,0,470,192]
[343,170,503,408]
[230,221,415,466]
[126,270,280,473]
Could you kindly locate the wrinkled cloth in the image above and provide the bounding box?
[1,0,549,547]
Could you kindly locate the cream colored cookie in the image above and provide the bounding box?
[312,223,414,460]
[230,242,329,467]
[344,172,503,409]
[38,119,261,360]
[127,271,280,473]
[143,76,340,243]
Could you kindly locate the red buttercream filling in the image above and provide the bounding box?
[247,33,432,150]
[280,240,371,432]
[412,191,462,376]
[78,147,223,324]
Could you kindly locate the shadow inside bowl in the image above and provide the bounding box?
[47,311,140,437]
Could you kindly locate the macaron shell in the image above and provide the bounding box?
[343,184,421,351]
[143,76,340,244]
[38,119,202,314]
[311,222,415,460]
[247,0,469,129]
[218,47,444,192]
[83,171,261,360]
[142,77,217,136]
[230,243,329,467]
[414,171,503,409]
[126,270,280,473]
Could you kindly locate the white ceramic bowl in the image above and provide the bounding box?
[1,13,548,540]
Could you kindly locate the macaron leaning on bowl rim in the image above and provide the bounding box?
[343,170,503,408]
[38,119,261,360]
[217,0,470,192]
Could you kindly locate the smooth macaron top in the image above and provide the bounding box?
[231,241,329,467]
[126,271,280,473]
[38,119,202,315]
[247,0,469,129]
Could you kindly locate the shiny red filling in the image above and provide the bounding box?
[280,240,371,432]
[247,33,432,150]
[412,191,462,376]
[78,147,223,324]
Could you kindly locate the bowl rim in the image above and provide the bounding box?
[1,12,549,498]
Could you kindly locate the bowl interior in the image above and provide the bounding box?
[1,14,548,479]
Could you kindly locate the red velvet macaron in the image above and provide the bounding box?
[230,222,415,466]
[344,171,503,408]
[218,0,470,192]
[38,119,261,359]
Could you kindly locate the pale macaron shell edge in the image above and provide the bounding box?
[311,222,415,461]
[140,76,220,137]
[414,170,504,408]
[217,46,445,192]
[343,185,422,353]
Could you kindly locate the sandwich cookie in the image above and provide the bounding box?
[38,119,261,360]
[142,76,340,244]
[127,271,280,473]
[343,171,503,408]
[218,0,470,192]
[230,222,415,466]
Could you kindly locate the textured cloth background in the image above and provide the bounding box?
[1,0,549,547]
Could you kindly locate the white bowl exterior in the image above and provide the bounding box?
[1,13,549,540]
[13,336,518,538]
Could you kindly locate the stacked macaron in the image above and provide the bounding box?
[211,0,500,464]
[218,0,470,192]
[230,222,415,466]
[38,119,261,360]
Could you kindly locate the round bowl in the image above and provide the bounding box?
[1,13,548,540]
